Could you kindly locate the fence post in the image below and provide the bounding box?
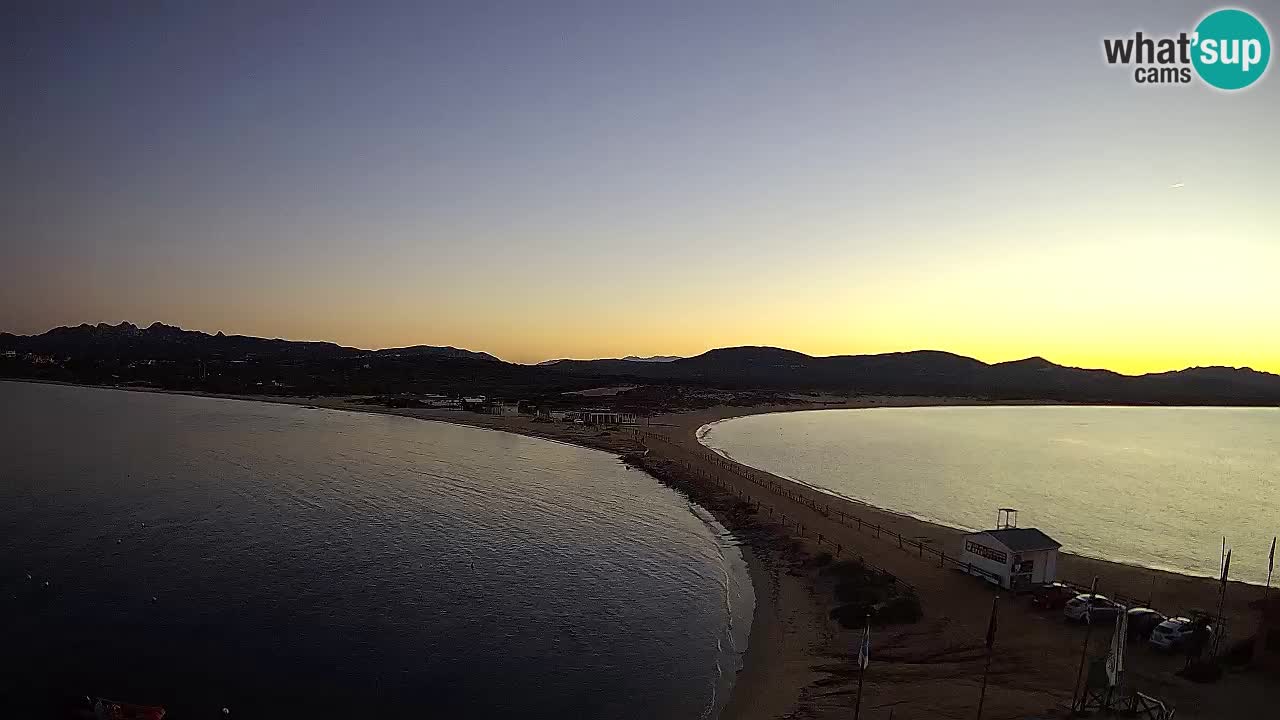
[897,532,903,549]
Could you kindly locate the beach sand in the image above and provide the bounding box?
[14,382,1276,718]
[644,400,1277,719]
[351,395,1275,719]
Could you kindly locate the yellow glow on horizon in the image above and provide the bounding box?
[10,153,1276,377]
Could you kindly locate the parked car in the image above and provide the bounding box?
[1149,616,1213,652]
[1030,582,1077,610]
[1125,607,1168,640]
[1063,593,1122,624]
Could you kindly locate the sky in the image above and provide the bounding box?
[2,2,1277,371]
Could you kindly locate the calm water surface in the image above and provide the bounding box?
[1,381,751,718]
[701,405,1280,584]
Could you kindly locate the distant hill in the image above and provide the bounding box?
[0,322,499,363]
[619,355,681,363]
[539,354,682,366]
[371,345,500,363]
[4,324,1279,405]
[546,346,1280,405]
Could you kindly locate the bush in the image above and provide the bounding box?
[830,603,874,629]
[813,551,833,567]
[875,593,923,625]
[822,559,868,580]
[835,581,884,605]
[829,592,923,628]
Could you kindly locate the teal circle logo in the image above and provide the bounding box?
[1192,9,1271,90]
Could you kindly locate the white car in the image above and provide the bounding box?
[1063,593,1121,624]
[1149,616,1213,651]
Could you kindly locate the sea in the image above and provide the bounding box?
[700,405,1280,585]
[0,381,752,719]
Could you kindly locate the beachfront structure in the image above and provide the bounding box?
[578,409,637,426]
[488,401,520,416]
[959,527,1062,591]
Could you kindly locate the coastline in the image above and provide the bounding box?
[6,379,1276,718]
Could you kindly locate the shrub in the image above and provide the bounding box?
[875,593,923,625]
[835,581,883,605]
[822,559,867,580]
[830,603,874,629]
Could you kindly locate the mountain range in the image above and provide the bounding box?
[4,322,1280,405]
[538,354,682,366]
[0,322,498,363]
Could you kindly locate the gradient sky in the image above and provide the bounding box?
[3,2,1277,370]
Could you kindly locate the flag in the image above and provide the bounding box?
[985,594,1000,650]
[1084,576,1098,625]
[1220,548,1232,590]
[1106,608,1129,687]
[858,616,870,670]
[1268,537,1276,586]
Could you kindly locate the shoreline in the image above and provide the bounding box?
[6,379,1276,718]
[691,405,1278,589]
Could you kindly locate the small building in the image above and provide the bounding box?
[488,401,520,416]
[579,409,637,426]
[959,510,1061,591]
[420,394,461,409]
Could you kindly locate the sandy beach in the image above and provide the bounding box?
[294,394,1276,719]
[13,382,1276,718]
[640,401,1277,719]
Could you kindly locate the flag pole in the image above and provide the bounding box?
[976,593,999,720]
[854,655,866,720]
[1213,543,1223,655]
[1070,576,1099,713]
[1257,537,1276,663]
[855,613,869,720]
[1266,536,1276,609]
